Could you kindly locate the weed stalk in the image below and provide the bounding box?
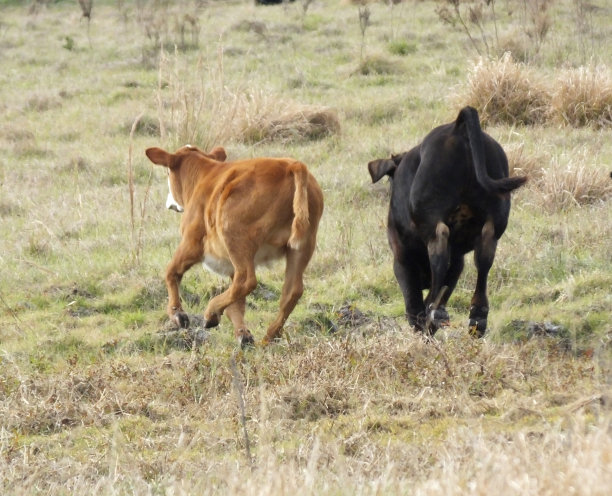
[230,350,254,470]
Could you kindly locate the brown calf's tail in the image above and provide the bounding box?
[287,162,310,250]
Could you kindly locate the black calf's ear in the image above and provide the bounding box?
[368,159,397,183]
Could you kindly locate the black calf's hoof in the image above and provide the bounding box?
[468,318,487,338]
[468,305,488,338]
[426,305,450,334]
[172,312,190,329]
[408,312,428,334]
[429,306,450,324]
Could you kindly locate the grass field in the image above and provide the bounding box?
[0,0,611,494]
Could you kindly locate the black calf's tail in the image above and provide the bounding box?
[457,106,527,194]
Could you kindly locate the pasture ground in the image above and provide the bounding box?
[0,1,610,494]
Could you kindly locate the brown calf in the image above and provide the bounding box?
[145,145,324,346]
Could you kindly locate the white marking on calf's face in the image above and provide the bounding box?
[166,177,184,212]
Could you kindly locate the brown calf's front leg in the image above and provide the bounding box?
[165,234,204,329]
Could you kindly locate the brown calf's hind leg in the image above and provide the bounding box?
[225,297,255,347]
[262,242,314,346]
[166,236,204,328]
[469,218,497,337]
[203,260,258,340]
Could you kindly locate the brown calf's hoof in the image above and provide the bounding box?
[172,312,190,329]
[239,332,255,349]
[203,313,220,328]
[260,334,284,347]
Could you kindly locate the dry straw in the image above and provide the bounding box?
[458,52,550,126]
[506,144,612,212]
[235,90,341,144]
[550,64,612,128]
[457,54,612,129]
[159,51,340,148]
[537,150,612,211]
[505,143,545,181]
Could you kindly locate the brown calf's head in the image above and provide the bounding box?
[145,145,227,212]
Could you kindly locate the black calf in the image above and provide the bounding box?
[368,106,527,336]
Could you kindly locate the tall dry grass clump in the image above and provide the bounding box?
[504,143,546,181]
[550,64,612,128]
[158,49,236,150]
[507,144,612,211]
[505,145,612,212]
[235,90,340,144]
[159,51,340,148]
[456,56,612,129]
[536,151,612,211]
[456,53,550,125]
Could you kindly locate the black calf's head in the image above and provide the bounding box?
[369,154,405,183]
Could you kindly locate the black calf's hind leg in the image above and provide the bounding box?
[426,222,451,334]
[389,230,428,332]
[423,254,465,333]
[469,219,497,337]
[394,258,427,331]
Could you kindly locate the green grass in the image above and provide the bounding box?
[0,0,611,494]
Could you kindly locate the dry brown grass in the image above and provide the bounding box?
[505,142,546,180]
[160,52,340,149]
[506,143,611,211]
[234,90,341,144]
[550,64,612,128]
[353,54,401,76]
[1,330,610,494]
[535,150,612,211]
[341,0,400,5]
[456,53,550,125]
[456,55,612,129]
[412,418,612,496]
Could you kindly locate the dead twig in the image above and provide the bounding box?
[230,350,254,470]
[567,394,605,414]
[128,111,144,261]
[0,289,27,336]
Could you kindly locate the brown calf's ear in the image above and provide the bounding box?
[145,147,174,168]
[209,146,227,162]
[368,159,396,183]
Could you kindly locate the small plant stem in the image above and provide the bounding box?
[453,3,482,56]
[230,350,254,470]
[128,111,144,261]
[0,289,27,336]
